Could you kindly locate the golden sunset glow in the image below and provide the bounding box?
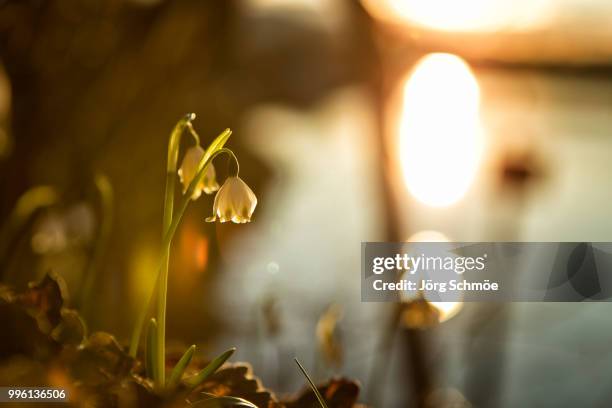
[362,0,552,32]
[399,53,483,207]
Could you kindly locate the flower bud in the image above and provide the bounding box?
[178,146,219,200]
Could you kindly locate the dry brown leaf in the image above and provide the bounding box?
[285,378,361,408]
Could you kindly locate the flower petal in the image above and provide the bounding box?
[206,176,257,224]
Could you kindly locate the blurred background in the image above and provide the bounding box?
[1,0,612,406]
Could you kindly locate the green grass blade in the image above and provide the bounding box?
[191,395,257,408]
[167,344,196,390]
[185,347,236,388]
[145,318,158,380]
[294,358,329,408]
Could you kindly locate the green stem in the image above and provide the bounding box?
[146,318,158,380]
[186,122,200,145]
[155,113,196,388]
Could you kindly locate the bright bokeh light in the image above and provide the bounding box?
[245,0,326,9]
[242,0,347,28]
[362,0,553,32]
[399,53,483,207]
[407,230,449,242]
[402,230,462,325]
[429,300,463,322]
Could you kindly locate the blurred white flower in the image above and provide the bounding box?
[30,203,96,254]
[206,176,257,223]
[64,203,96,244]
[178,145,219,200]
[31,213,67,254]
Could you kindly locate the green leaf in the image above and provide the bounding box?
[294,358,329,408]
[191,393,257,408]
[145,318,158,381]
[167,344,196,390]
[185,347,236,388]
[202,128,232,163]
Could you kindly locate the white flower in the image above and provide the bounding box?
[178,146,219,200]
[206,176,257,223]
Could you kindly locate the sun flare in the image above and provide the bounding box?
[399,53,483,207]
[362,0,553,32]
